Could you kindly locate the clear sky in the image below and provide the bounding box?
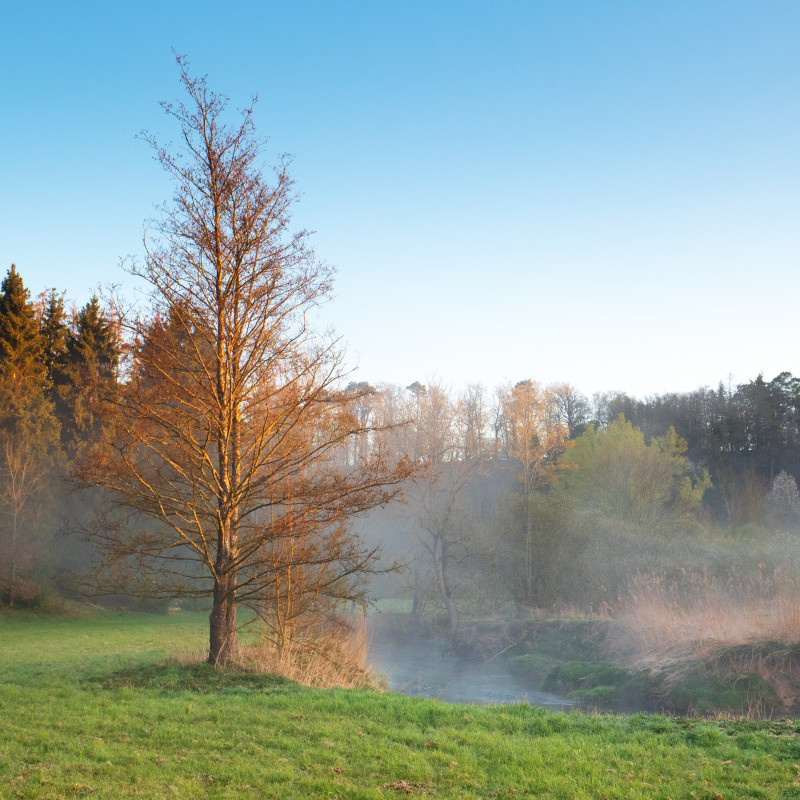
[2,1,799,399]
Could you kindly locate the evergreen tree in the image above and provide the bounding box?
[0,265,47,425]
[38,289,71,429]
[0,266,61,606]
[61,296,119,455]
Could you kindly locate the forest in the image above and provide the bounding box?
[3,254,799,635]
[4,63,800,712]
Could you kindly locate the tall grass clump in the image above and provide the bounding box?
[614,566,800,665]
[231,614,381,689]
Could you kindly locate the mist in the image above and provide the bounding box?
[7,288,800,716]
[353,377,800,716]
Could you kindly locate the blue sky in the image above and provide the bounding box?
[2,1,799,398]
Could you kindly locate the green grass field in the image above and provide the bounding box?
[3,609,800,799]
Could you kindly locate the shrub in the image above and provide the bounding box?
[0,576,42,607]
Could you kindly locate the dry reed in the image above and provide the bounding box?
[169,615,383,689]
[613,567,800,666]
[235,615,383,689]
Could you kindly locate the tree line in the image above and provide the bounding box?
[328,373,800,631]
[594,376,800,524]
[3,57,796,662]
[0,268,118,607]
[5,251,797,641]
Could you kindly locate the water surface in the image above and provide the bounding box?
[368,627,571,708]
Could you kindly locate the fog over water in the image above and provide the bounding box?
[367,617,571,708]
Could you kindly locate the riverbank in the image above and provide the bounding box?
[3,608,800,798]
[376,611,800,718]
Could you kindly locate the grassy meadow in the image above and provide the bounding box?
[3,609,800,798]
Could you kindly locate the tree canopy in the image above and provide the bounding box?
[560,416,711,525]
[72,58,412,665]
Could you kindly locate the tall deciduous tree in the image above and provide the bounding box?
[75,59,410,665]
[402,381,470,632]
[497,380,570,606]
[549,382,590,436]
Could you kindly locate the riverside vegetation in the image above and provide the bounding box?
[390,565,800,718]
[4,608,800,799]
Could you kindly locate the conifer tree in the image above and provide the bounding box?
[38,289,71,432]
[61,296,119,456]
[0,266,47,421]
[0,266,61,606]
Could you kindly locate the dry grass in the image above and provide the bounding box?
[169,647,209,666]
[235,615,384,689]
[168,614,384,690]
[613,567,800,666]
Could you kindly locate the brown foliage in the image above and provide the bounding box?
[0,575,41,606]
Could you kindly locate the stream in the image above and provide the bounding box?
[367,623,572,708]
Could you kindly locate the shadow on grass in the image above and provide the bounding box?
[91,661,303,695]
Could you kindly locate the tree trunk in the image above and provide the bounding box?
[9,507,18,608]
[434,535,459,633]
[411,574,424,622]
[209,570,238,666]
[525,496,533,607]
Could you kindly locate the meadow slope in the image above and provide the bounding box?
[2,610,800,799]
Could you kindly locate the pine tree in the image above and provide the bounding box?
[61,296,119,456]
[0,266,61,606]
[0,265,47,427]
[38,289,71,431]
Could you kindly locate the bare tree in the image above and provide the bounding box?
[549,382,590,435]
[399,381,492,633]
[75,58,411,665]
